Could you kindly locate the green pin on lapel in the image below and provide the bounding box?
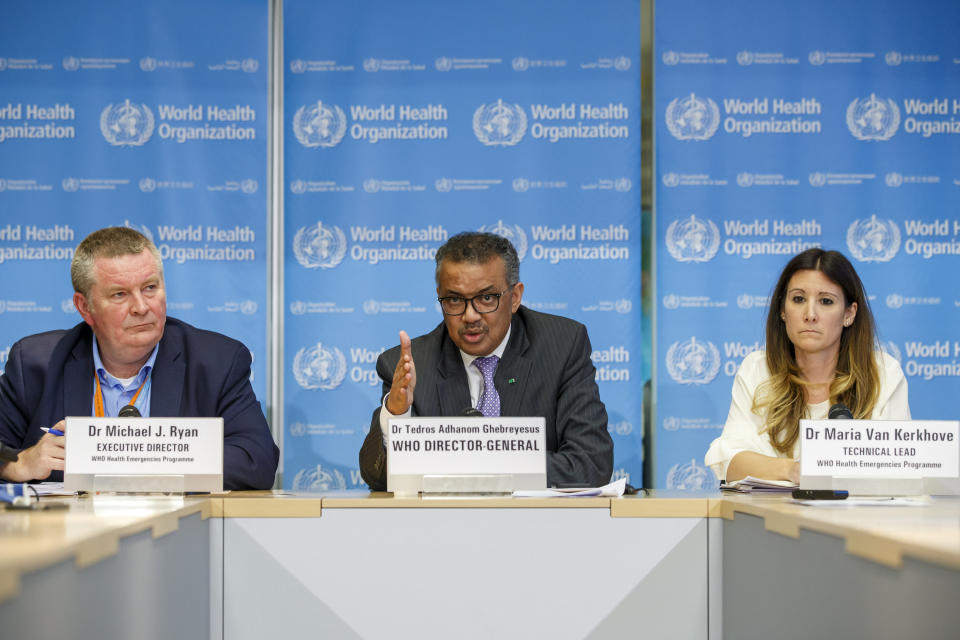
[508,378,516,384]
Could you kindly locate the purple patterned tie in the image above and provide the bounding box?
[473,355,501,417]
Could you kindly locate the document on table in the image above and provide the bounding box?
[720,476,797,493]
[512,477,627,498]
[29,482,80,496]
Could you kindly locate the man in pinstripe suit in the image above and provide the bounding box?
[360,232,612,491]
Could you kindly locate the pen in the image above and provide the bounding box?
[41,427,65,437]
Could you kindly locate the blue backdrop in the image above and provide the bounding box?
[656,0,960,489]
[0,1,270,402]
[283,0,644,490]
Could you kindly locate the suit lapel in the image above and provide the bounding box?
[436,335,470,416]
[150,323,185,416]
[495,314,531,416]
[64,333,94,417]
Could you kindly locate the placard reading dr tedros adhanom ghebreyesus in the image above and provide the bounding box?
[387,417,546,496]
[799,419,960,495]
[64,416,224,493]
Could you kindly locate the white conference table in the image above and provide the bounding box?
[1,490,958,639]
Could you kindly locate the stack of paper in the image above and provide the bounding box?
[513,477,627,498]
[720,476,797,493]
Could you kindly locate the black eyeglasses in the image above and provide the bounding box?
[438,289,510,316]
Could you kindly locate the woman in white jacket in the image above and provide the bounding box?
[705,248,910,483]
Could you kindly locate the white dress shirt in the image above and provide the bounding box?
[379,327,512,442]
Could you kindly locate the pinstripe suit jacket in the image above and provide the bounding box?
[359,306,612,490]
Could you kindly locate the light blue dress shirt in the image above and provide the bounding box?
[91,336,159,417]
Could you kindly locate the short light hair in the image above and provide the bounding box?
[434,232,520,286]
[71,227,163,296]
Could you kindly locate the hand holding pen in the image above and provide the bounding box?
[0,420,65,483]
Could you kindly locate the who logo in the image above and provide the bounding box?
[293,342,347,391]
[293,100,347,148]
[473,99,527,146]
[100,100,154,147]
[886,294,904,310]
[880,341,902,363]
[665,337,720,385]
[293,221,347,269]
[512,57,530,71]
[736,173,755,187]
[478,220,528,261]
[289,301,307,316]
[122,220,154,243]
[512,177,530,193]
[666,459,716,490]
[292,464,347,491]
[885,173,904,187]
[846,215,900,262]
[665,93,720,141]
[609,421,633,436]
[665,214,720,263]
[847,94,900,141]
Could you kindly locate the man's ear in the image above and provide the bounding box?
[74,292,94,327]
[511,282,524,312]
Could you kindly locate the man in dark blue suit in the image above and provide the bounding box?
[0,227,278,489]
[360,232,612,490]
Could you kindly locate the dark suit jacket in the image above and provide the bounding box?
[0,317,278,490]
[359,306,612,490]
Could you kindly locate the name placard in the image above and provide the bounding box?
[387,416,546,495]
[64,416,223,492]
[800,419,959,494]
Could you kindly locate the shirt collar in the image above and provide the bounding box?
[92,335,160,389]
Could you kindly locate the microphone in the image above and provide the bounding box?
[460,407,483,417]
[118,404,142,418]
[828,403,853,420]
[0,442,19,463]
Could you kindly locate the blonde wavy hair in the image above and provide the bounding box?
[753,249,880,455]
